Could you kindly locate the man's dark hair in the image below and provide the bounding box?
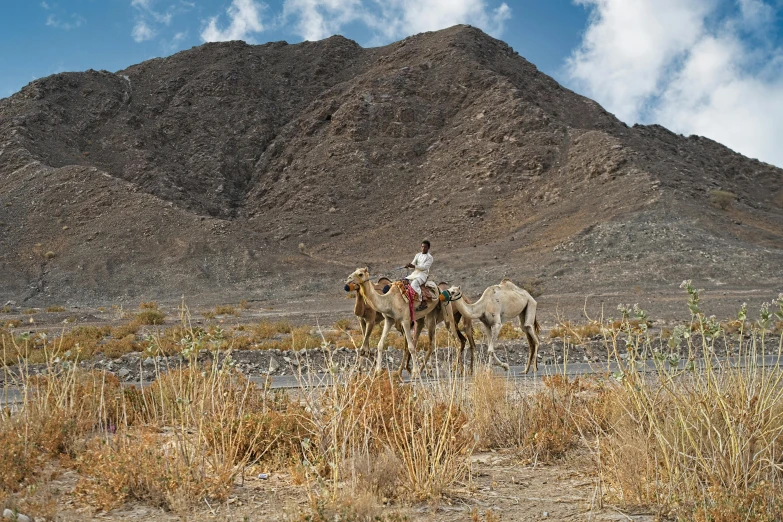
[422,240,431,248]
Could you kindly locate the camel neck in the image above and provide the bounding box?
[359,279,392,312]
[453,292,484,319]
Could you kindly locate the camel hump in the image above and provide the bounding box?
[499,279,522,290]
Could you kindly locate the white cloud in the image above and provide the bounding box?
[282,0,511,43]
[566,0,783,167]
[201,0,266,42]
[41,1,50,9]
[165,30,188,51]
[45,13,86,30]
[130,0,181,43]
[132,20,156,42]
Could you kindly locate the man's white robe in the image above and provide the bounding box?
[406,251,433,299]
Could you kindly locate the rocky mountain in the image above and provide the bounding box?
[1,25,781,305]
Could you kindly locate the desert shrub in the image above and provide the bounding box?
[45,305,66,313]
[75,428,233,511]
[589,285,783,518]
[497,322,518,340]
[22,308,38,315]
[136,309,165,325]
[0,368,125,492]
[470,369,609,459]
[214,304,236,316]
[549,321,602,344]
[100,334,139,358]
[710,189,736,210]
[110,321,140,339]
[298,371,474,502]
[334,318,355,331]
[253,320,293,339]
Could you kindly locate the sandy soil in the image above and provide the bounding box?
[41,451,654,521]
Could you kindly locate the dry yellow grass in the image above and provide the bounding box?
[3,290,783,519]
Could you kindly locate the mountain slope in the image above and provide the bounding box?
[1,25,781,304]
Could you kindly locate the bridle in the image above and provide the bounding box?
[440,289,461,303]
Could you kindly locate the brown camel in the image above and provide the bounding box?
[446,279,541,373]
[345,267,451,378]
[406,282,478,375]
[352,276,395,355]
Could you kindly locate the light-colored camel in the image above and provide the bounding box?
[348,276,456,374]
[344,267,449,377]
[446,279,541,373]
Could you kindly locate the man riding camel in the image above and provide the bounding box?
[406,240,433,311]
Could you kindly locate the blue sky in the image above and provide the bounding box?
[2,0,783,167]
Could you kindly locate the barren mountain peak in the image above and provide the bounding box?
[0,26,780,304]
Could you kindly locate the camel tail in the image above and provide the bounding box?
[534,318,541,335]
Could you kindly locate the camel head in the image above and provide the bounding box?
[444,286,463,302]
[344,267,371,292]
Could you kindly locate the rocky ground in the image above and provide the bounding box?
[2,287,779,386]
[10,450,655,522]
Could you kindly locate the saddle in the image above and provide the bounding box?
[393,278,439,327]
[396,279,438,303]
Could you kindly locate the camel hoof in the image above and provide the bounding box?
[501,363,510,371]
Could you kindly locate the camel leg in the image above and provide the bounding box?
[453,322,467,376]
[396,323,412,377]
[486,322,510,371]
[359,315,374,356]
[419,315,435,374]
[402,321,420,379]
[376,316,393,373]
[466,320,477,375]
[521,306,540,374]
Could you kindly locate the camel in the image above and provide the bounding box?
[408,282,477,375]
[445,279,541,373]
[346,273,475,375]
[350,276,395,355]
[344,267,452,378]
[348,276,453,374]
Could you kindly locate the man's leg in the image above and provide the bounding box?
[411,278,428,311]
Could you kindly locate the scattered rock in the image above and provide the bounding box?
[3,509,31,522]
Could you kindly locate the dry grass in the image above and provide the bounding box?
[585,285,783,519]
[3,288,783,520]
[45,305,66,313]
[214,304,237,316]
[549,321,602,344]
[469,369,611,460]
[710,189,736,210]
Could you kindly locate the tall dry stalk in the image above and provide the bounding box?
[591,286,783,518]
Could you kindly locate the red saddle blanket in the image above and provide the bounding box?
[397,279,433,302]
[393,279,433,326]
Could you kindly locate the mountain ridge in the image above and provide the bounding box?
[1,25,781,305]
